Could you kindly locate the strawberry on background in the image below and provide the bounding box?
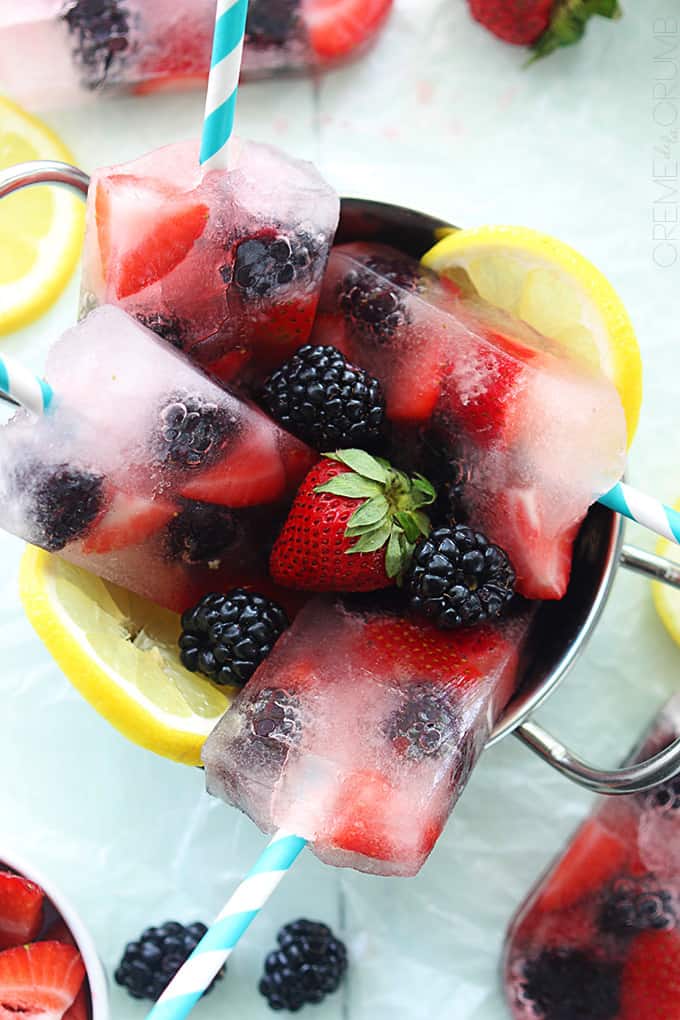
[0,941,85,1019]
[468,0,622,61]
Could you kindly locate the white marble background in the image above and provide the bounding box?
[1,1,679,1017]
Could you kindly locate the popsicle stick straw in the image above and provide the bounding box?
[145,830,306,1020]
[199,0,249,170]
[0,353,53,415]
[599,482,680,545]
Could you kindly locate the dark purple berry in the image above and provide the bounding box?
[259,919,347,1012]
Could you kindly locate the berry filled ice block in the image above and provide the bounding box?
[80,138,339,390]
[0,306,316,612]
[504,694,680,1020]
[312,244,628,599]
[202,599,531,877]
[0,0,393,108]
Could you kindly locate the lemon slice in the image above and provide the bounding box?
[19,547,235,765]
[652,502,680,648]
[0,97,85,334]
[422,225,642,446]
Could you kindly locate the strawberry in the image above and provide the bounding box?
[620,929,680,1020]
[304,0,393,61]
[0,941,85,1019]
[269,450,436,592]
[41,919,76,949]
[534,818,630,914]
[95,176,208,300]
[0,873,44,951]
[468,0,621,61]
[82,492,176,555]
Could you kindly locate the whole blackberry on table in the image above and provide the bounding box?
[262,345,385,450]
[115,921,224,1001]
[154,391,236,470]
[62,0,130,89]
[17,461,105,552]
[179,590,288,686]
[520,949,621,1020]
[259,919,347,1012]
[228,231,315,300]
[135,312,189,351]
[599,878,676,935]
[407,525,515,629]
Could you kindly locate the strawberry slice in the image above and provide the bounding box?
[41,919,76,949]
[303,0,393,60]
[385,340,448,423]
[327,770,398,861]
[82,492,177,555]
[0,942,85,1019]
[63,986,90,1020]
[534,818,630,914]
[180,421,288,508]
[0,873,44,951]
[95,176,208,300]
[621,929,680,1020]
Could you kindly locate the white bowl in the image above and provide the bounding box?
[1,846,109,1020]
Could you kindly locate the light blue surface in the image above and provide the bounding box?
[1,2,679,1019]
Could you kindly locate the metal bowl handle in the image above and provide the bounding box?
[515,543,680,794]
[0,161,89,200]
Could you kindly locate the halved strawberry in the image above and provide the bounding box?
[41,919,76,949]
[534,818,630,914]
[0,873,44,951]
[385,342,449,423]
[304,0,393,60]
[181,421,287,508]
[205,348,252,386]
[621,929,680,1020]
[0,941,85,1019]
[95,176,208,300]
[63,986,90,1020]
[82,492,177,555]
[326,770,398,861]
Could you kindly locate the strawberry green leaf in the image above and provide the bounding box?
[347,520,392,554]
[348,495,390,529]
[413,511,432,538]
[396,511,421,544]
[528,0,621,63]
[412,474,437,504]
[385,528,404,579]
[315,475,382,499]
[346,518,389,537]
[330,449,388,483]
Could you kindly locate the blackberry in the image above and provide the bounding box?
[642,774,680,814]
[114,921,224,1001]
[337,251,428,345]
[389,685,457,760]
[262,345,385,450]
[246,0,301,46]
[599,878,676,935]
[136,312,189,351]
[165,501,238,565]
[62,0,130,89]
[154,392,235,470]
[17,462,105,552]
[259,919,347,1012]
[249,688,301,744]
[520,949,621,1020]
[408,525,515,629]
[179,590,288,687]
[228,232,314,299]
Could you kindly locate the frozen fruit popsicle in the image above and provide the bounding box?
[80,138,339,390]
[202,599,531,877]
[0,0,392,109]
[311,243,628,599]
[0,306,316,613]
[504,695,680,1020]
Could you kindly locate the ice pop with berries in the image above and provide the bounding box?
[0,306,316,613]
[80,138,339,389]
[0,0,393,109]
[311,243,628,599]
[202,599,531,877]
[504,694,680,1020]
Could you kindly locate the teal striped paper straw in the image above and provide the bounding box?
[146,830,307,1020]
[599,481,680,545]
[0,353,53,415]
[200,0,249,169]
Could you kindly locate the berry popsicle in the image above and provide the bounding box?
[0,306,316,613]
[202,599,532,877]
[504,694,680,1020]
[0,0,393,109]
[311,243,628,600]
[80,138,339,390]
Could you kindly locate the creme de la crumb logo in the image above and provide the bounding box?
[652,18,679,269]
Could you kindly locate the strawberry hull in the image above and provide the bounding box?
[203,600,531,877]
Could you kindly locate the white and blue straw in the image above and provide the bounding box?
[145,830,306,1020]
[599,481,680,544]
[0,353,53,415]
[199,0,249,170]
